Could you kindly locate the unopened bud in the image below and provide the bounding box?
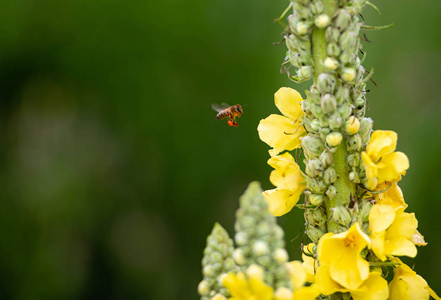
[347,134,362,151]
[354,96,365,108]
[335,9,351,30]
[331,28,340,43]
[329,113,343,130]
[326,132,343,147]
[309,103,323,119]
[326,185,337,198]
[307,226,325,243]
[320,151,334,167]
[274,287,293,300]
[306,159,323,177]
[302,135,325,158]
[345,116,360,135]
[324,57,339,70]
[203,265,216,278]
[310,119,321,132]
[324,167,337,184]
[307,177,327,194]
[317,73,336,94]
[273,248,289,263]
[299,66,313,79]
[296,22,310,35]
[212,293,227,300]
[332,206,352,227]
[247,264,264,279]
[336,85,350,104]
[253,240,269,256]
[305,206,327,227]
[337,103,352,119]
[341,68,356,82]
[233,249,246,265]
[319,116,329,128]
[235,232,248,246]
[315,14,330,29]
[309,193,324,206]
[319,127,330,141]
[321,94,337,114]
[198,280,210,296]
[347,153,360,167]
[359,118,373,142]
[327,43,341,57]
[359,200,372,222]
[306,90,321,105]
[349,171,360,183]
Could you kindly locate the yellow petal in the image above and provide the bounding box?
[371,231,387,261]
[267,152,296,169]
[258,114,305,156]
[249,277,274,300]
[386,237,417,258]
[314,265,346,295]
[293,284,321,300]
[274,87,304,121]
[366,130,397,162]
[270,163,304,190]
[369,204,395,233]
[386,212,418,240]
[389,261,430,300]
[361,151,378,179]
[222,273,252,299]
[263,188,304,216]
[377,152,409,182]
[350,271,389,300]
[286,260,306,289]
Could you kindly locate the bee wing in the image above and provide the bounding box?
[212,103,231,112]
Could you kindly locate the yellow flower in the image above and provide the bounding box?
[301,243,318,283]
[315,265,389,300]
[263,152,306,216]
[285,260,321,300]
[361,130,409,187]
[374,181,407,213]
[389,259,441,300]
[369,204,418,261]
[317,223,371,290]
[222,271,273,300]
[258,87,305,156]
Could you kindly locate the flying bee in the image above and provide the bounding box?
[212,103,243,127]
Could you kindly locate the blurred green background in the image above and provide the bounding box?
[0,0,440,299]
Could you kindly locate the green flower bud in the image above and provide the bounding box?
[340,50,352,65]
[310,119,321,132]
[355,108,365,118]
[320,151,334,167]
[312,1,324,14]
[337,103,352,119]
[326,185,337,198]
[319,116,329,128]
[359,117,373,143]
[233,249,246,265]
[307,226,325,244]
[307,177,327,193]
[302,135,325,158]
[302,117,314,133]
[358,200,373,222]
[253,240,269,256]
[335,85,350,104]
[296,22,311,35]
[203,265,216,278]
[273,249,289,263]
[329,113,343,130]
[317,73,336,94]
[306,89,321,105]
[347,134,362,151]
[309,193,324,206]
[331,28,340,43]
[235,232,248,246]
[335,9,351,30]
[354,96,365,108]
[287,50,300,67]
[198,280,210,296]
[305,159,323,177]
[319,127,331,141]
[324,57,339,71]
[332,206,352,227]
[327,43,341,57]
[339,30,355,50]
[305,206,327,227]
[347,153,360,167]
[287,14,299,33]
[349,171,360,183]
[324,167,337,184]
[285,35,297,52]
[315,14,330,29]
[299,66,313,79]
[341,67,356,82]
[326,132,343,147]
[321,94,337,114]
[309,103,323,119]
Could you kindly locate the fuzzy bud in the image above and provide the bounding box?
[296,22,310,35]
[332,206,352,227]
[315,14,330,28]
[235,232,248,246]
[232,249,246,265]
[326,185,337,198]
[302,135,325,158]
[319,116,330,128]
[273,249,289,263]
[324,167,337,184]
[347,153,360,167]
[335,9,351,30]
[336,85,350,104]
[347,134,362,151]
[309,103,323,119]
[309,193,324,206]
[306,90,321,105]
[253,240,269,256]
[307,177,327,193]
[305,207,327,227]
[354,96,365,108]
[310,119,321,132]
[198,280,210,296]
[358,201,373,222]
[344,116,360,135]
[299,66,313,79]
[317,73,336,94]
[319,127,331,141]
[359,117,373,142]
[320,151,334,167]
[349,171,360,183]
[341,68,356,82]
[321,94,337,114]
[247,264,264,279]
[274,287,293,300]
[324,57,339,71]
[326,132,343,147]
[329,113,343,130]
[337,103,352,119]
[307,226,325,243]
[306,159,323,177]
[327,43,341,57]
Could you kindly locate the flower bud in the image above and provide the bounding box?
[326,132,343,147]
[349,171,360,183]
[358,117,373,142]
[320,151,334,167]
[341,67,356,82]
[358,203,372,224]
[363,177,377,190]
[305,207,327,227]
[324,167,337,184]
[306,89,321,105]
[307,226,325,243]
[315,14,330,28]
[306,159,323,177]
[307,177,327,193]
[355,108,365,118]
[287,50,300,67]
[332,206,352,227]
[285,34,297,52]
[340,49,352,64]
[309,193,324,206]
[302,135,325,158]
[324,57,339,71]
[299,66,313,79]
[302,117,314,133]
[339,31,355,50]
[287,14,299,33]
[319,127,330,141]
[310,119,321,132]
[321,94,337,114]
[296,22,311,35]
[326,185,337,198]
[274,287,293,300]
[354,96,365,108]
[247,264,264,279]
[203,265,216,278]
[316,73,336,94]
[347,134,362,151]
[273,248,289,263]
[235,232,248,246]
[336,86,350,104]
[232,249,246,265]
[331,28,340,43]
[344,116,360,135]
[253,240,269,256]
[212,293,227,300]
[347,153,360,167]
[329,113,343,130]
[337,103,352,119]
[319,116,329,128]
[327,43,341,57]
[309,103,323,119]
[198,280,210,296]
[335,9,351,30]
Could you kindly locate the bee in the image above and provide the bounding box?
[212,103,243,127]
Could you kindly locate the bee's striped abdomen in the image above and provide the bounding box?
[216,110,231,120]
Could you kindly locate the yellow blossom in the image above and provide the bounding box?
[263,152,306,216]
[222,271,273,300]
[389,259,441,300]
[369,204,418,261]
[317,223,371,290]
[258,87,305,156]
[285,258,320,300]
[361,130,409,187]
[374,181,408,213]
[301,243,318,283]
